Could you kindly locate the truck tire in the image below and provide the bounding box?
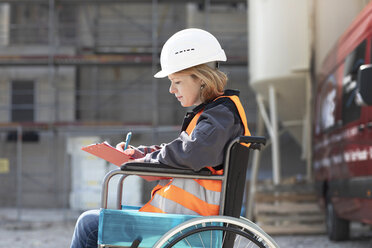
[326,195,350,241]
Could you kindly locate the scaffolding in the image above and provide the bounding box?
[0,0,248,122]
[0,0,251,220]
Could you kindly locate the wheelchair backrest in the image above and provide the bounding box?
[222,142,250,217]
[220,136,265,217]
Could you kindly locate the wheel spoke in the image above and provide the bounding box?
[209,227,212,248]
[177,230,192,248]
[199,233,206,248]
[246,241,255,248]
[236,233,242,247]
[222,223,228,245]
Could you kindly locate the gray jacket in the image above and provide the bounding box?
[143,90,245,171]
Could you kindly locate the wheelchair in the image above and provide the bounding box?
[98,136,279,248]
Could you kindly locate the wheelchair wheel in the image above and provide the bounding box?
[153,216,279,248]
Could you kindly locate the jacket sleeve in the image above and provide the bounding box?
[143,104,243,171]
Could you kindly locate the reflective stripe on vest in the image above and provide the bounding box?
[139,95,250,216]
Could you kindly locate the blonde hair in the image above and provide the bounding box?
[178,64,228,103]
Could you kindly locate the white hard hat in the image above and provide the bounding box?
[154,28,227,78]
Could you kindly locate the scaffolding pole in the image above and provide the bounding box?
[151,0,159,144]
[16,125,23,222]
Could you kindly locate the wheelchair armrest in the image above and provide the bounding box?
[121,162,212,176]
[239,136,266,150]
[101,163,215,209]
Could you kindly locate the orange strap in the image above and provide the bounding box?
[187,95,251,151]
[139,181,172,213]
[186,95,250,138]
[185,111,203,136]
[214,95,251,137]
[194,178,222,192]
[230,95,251,137]
[150,184,164,197]
[139,202,165,213]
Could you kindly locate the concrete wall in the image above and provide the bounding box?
[76,3,187,52]
[187,3,247,58]
[0,131,68,208]
[0,66,75,123]
[77,64,256,126]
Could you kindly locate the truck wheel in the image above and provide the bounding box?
[326,196,350,241]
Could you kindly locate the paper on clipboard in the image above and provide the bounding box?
[81,141,130,166]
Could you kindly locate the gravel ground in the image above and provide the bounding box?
[0,221,75,248]
[1,208,372,248]
[274,231,372,247]
[0,208,78,248]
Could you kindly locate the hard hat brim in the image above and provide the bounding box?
[154,50,227,78]
[154,70,168,78]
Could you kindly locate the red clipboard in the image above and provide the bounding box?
[81,142,130,166]
[81,142,166,181]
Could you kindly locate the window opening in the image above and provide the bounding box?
[11,80,35,122]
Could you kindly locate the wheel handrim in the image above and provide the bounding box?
[153,216,278,248]
[163,225,267,248]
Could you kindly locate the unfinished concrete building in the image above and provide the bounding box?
[0,1,255,211]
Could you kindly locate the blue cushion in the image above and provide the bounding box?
[98,207,198,247]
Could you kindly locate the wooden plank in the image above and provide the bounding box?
[253,181,326,234]
[259,224,326,235]
[255,193,317,203]
[254,203,324,212]
[256,182,316,194]
[255,203,321,214]
[256,214,325,223]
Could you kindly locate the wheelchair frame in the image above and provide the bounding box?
[99,136,279,248]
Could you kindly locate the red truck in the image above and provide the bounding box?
[313,2,372,241]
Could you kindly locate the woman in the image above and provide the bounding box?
[70,28,250,248]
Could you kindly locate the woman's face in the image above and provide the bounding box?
[168,73,202,107]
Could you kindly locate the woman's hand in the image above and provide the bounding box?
[116,142,127,152]
[116,142,135,156]
[116,142,142,162]
[116,142,147,161]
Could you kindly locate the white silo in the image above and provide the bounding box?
[248,0,312,186]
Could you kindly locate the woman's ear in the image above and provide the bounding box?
[200,80,206,89]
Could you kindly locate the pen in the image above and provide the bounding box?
[124,132,132,150]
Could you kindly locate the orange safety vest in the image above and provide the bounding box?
[139,95,250,216]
